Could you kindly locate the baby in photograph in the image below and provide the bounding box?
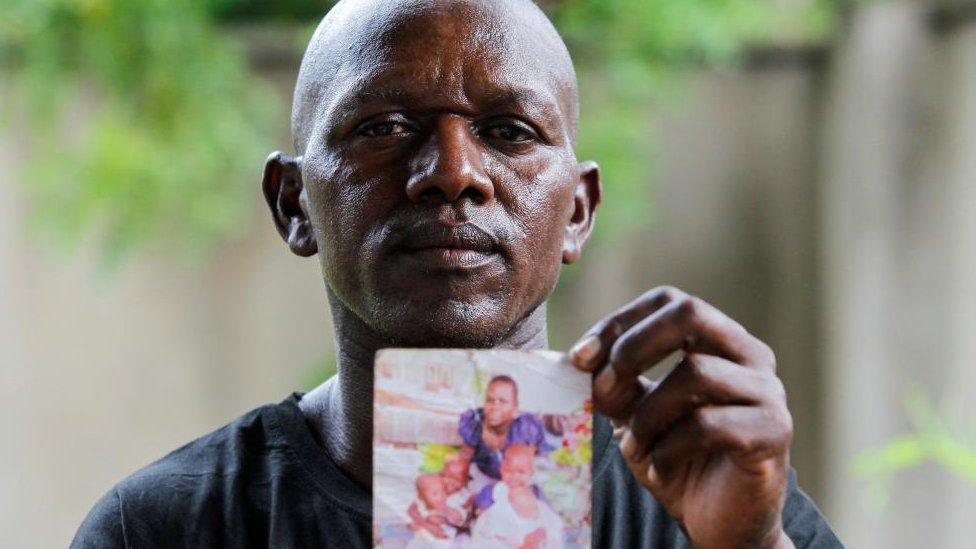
[406,456,473,547]
[440,456,474,527]
[471,444,564,549]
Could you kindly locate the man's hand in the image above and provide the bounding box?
[570,286,795,549]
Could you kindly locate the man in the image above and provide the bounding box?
[73,0,842,547]
[459,375,550,483]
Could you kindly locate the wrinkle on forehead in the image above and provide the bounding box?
[291,0,578,153]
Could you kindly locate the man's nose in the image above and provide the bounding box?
[405,116,494,204]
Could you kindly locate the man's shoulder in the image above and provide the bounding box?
[511,411,544,430]
[458,407,482,444]
[122,400,281,484]
[71,400,288,548]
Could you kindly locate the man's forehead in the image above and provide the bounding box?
[342,84,557,113]
[324,61,566,130]
[292,0,578,151]
[488,379,517,395]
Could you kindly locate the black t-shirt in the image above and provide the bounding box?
[72,393,842,548]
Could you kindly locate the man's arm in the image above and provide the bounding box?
[571,286,804,549]
[71,488,126,549]
[406,501,425,531]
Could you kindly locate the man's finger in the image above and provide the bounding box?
[625,354,781,457]
[569,286,688,372]
[619,428,665,494]
[595,295,776,399]
[594,375,657,421]
[648,405,793,481]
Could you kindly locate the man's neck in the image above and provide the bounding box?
[485,423,509,436]
[299,290,549,489]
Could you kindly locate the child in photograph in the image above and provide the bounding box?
[458,375,552,495]
[440,456,474,531]
[405,474,462,548]
[470,445,564,549]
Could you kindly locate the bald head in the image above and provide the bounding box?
[291,0,579,154]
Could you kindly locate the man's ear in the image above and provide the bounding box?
[262,151,318,257]
[562,160,602,264]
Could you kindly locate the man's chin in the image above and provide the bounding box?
[367,298,515,348]
[377,321,507,349]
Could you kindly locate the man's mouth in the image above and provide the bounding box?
[395,222,501,270]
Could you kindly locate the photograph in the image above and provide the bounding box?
[373,349,592,549]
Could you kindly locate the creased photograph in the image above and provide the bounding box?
[373,349,591,549]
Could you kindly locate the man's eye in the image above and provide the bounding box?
[485,123,534,143]
[359,121,411,137]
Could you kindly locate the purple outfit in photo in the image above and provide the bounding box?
[458,408,552,479]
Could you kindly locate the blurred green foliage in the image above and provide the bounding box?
[853,390,976,509]
[2,0,279,264]
[1,0,839,263]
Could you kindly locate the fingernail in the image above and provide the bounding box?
[595,366,616,395]
[619,429,636,459]
[646,462,661,486]
[570,335,601,370]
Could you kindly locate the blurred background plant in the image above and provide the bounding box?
[853,389,976,509]
[1,0,279,265]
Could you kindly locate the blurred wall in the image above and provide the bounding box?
[554,4,976,547]
[821,2,976,547]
